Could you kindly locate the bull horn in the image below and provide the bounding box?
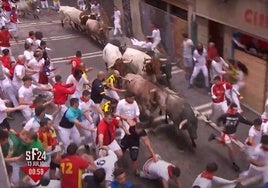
[123,60,132,63]
[179,119,188,129]
[144,58,152,62]
[159,58,168,62]
[149,88,157,93]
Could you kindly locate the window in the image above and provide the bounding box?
[145,0,167,11]
[170,5,187,20]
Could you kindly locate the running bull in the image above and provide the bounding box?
[124,73,198,147]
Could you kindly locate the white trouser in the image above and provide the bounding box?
[231,83,244,110]
[151,39,161,51]
[53,104,67,127]
[8,22,18,38]
[240,164,268,184]
[22,106,33,121]
[113,20,122,35]
[211,101,228,122]
[105,89,120,101]
[58,126,81,151]
[9,161,27,186]
[0,81,19,107]
[41,1,49,8]
[190,65,209,87]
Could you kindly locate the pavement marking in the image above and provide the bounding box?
[18,20,61,28]
[171,66,183,75]
[10,34,81,46]
[194,102,212,111]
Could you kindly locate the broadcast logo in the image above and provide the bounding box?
[22,148,49,182]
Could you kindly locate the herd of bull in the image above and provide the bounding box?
[57,5,200,148]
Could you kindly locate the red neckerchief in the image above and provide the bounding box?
[201,171,214,180]
[227,108,236,115]
[80,96,88,102]
[261,146,268,152]
[167,165,173,178]
[30,103,35,109]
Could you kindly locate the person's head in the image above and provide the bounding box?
[103,111,113,124]
[113,168,127,185]
[113,70,120,77]
[40,40,46,48]
[125,92,135,104]
[21,131,38,145]
[1,26,7,31]
[213,76,221,85]
[28,31,35,38]
[196,43,203,54]
[0,129,9,145]
[73,69,83,81]
[35,105,46,119]
[67,143,78,155]
[253,118,262,131]
[70,98,79,108]
[39,118,50,130]
[24,42,32,50]
[182,33,188,39]
[206,162,218,173]
[170,166,180,179]
[98,148,108,158]
[55,75,62,83]
[17,55,25,64]
[22,75,33,87]
[82,90,91,100]
[213,54,221,62]
[2,49,9,56]
[76,50,82,58]
[228,103,238,114]
[93,168,106,183]
[208,42,215,48]
[34,31,43,40]
[33,95,46,107]
[97,71,105,81]
[33,50,43,60]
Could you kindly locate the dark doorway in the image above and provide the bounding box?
[208,21,224,56]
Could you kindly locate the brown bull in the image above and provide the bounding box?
[123,73,198,147]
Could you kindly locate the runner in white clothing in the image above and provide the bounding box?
[27,50,44,83]
[192,162,238,188]
[189,43,209,90]
[115,92,140,138]
[182,33,194,80]
[137,155,181,188]
[240,135,268,185]
[210,55,229,82]
[66,70,91,99]
[94,146,118,187]
[113,6,122,36]
[149,26,161,51]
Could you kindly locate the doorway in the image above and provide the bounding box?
[208,20,224,56]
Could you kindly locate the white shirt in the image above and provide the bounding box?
[246,126,262,146]
[210,57,229,79]
[192,173,236,188]
[116,99,140,119]
[28,57,44,83]
[23,116,40,133]
[13,64,25,90]
[94,150,118,182]
[251,144,268,166]
[66,75,90,98]
[182,38,193,58]
[146,160,172,181]
[0,66,12,90]
[18,85,37,104]
[151,29,161,41]
[193,48,207,67]
[79,99,96,122]
[0,98,7,123]
[24,50,34,65]
[114,10,121,22]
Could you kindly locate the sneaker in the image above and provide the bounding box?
[232,163,240,172]
[208,133,216,142]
